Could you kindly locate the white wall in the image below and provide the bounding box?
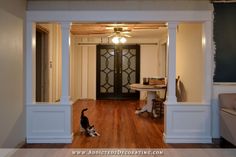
[70,37,96,101]
[0,0,26,147]
[140,45,159,99]
[176,23,203,102]
[71,37,83,101]
[87,46,96,99]
[159,34,168,78]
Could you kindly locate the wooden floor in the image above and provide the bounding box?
[23,100,219,148]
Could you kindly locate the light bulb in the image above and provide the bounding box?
[112,36,119,44]
[120,37,127,43]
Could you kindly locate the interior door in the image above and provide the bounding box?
[96,44,140,99]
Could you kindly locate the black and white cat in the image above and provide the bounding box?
[80,108,100,137]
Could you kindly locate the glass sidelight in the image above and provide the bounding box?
[96,45,140,99]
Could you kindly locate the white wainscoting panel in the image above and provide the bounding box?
[27,103,73,143]
[164,102,212,143]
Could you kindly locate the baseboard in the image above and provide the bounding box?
[26,134,73,144]
[163,134,212,143]
[15,139,26,148]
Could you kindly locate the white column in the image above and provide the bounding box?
[202,21,213,103]
[26,21,36,104]
[60,22,71,103]
[166,22,178,103]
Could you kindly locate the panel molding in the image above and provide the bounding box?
[26,103,73,143]
[164,102,212,143]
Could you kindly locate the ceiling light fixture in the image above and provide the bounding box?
[112,36,127,44]
[112,36,120,44]
[109,27,129,44]
[120,37,127,43]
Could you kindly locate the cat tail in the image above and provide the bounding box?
[81,108,88,117]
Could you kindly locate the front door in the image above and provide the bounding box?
[96,44,140,99]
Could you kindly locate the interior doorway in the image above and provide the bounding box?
[96,44,140,100]
[36,26,49,102]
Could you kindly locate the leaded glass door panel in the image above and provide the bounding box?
[119,45,140,98]
[96,45,140,99]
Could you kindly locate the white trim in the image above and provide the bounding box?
[167,102,210,106]
[166,22,178,104]
[27,135,73,143]
[26,10,212,22]
[26,21,35,104]
[60,22,71,103]
[214,82,236,85]
[202,21,213,103]
[26,102,70,106]
[163,134,212,143]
